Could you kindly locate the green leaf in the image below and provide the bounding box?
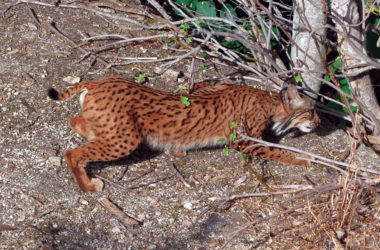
[222,146,229,154]
[178,84,187,90]
[196,1,217,18]
[294,75,302,83]
[135,74,145,83]
[180,23,190,33]
[174,0,192,8]
[189,0,198,10]
[229,132,236,141]
[340,85,351,96]
[216,137,226,143]
[271,26,280,36]
[200,63,207,72]
[243,20,247,28]
[220,3,238,19]
[242,154,249,161]
[199,51,206,57]
[185,37,191,43]
[230,122,237,129]
[375,17,380,27]
[340,78,348,85]
[180,96,190,106]
[331,57,342,69]
[324,75,331,82]
[166,39,173,45]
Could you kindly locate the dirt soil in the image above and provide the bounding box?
[1,1,379,249]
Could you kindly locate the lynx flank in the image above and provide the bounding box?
[48,77,320,192]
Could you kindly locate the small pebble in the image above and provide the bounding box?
[63,76,81,84]
[183,202,193,210]
[48,156,61,166]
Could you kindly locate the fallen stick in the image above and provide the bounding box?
[0,224,18,231]
[98,196,142,227]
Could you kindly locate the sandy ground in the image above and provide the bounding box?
[1,1,379,249]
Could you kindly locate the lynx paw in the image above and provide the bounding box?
[89,178,104,192]
[170,151,187,158]
[165,150,187,158]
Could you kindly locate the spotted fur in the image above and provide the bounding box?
[48,77,320,192]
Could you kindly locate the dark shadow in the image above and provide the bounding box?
[85,143,161,178]
[370,69,380,105]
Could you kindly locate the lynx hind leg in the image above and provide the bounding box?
[68,115,94,140]
[64,132,142,192]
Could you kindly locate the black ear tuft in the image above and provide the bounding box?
[48,88,59,100]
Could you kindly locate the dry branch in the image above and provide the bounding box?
[0,224,18,231]
[98,196,142,227]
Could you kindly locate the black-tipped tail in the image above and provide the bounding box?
[48,87,59,100]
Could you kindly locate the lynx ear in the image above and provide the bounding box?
[280,83,305,110]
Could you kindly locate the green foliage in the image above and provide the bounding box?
[229,131,236,141]
[216,137,226,143]
[294,75,302,83]
[199,63,207,72]
[135,72,151,83]
[179,23,190,33]
[242,154,249,162]
[217,121,238,154]
[180,96,191,106]
[178,84,187,90]
[222,146,229,154]
[173,0,279,56]
[324,56,359,118]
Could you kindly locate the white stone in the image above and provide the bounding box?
[48,156,61,166]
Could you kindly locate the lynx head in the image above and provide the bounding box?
[272,83,320,135]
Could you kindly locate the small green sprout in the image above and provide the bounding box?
[216,137,226,143]
[222,146,229,154]
[178,84,187,91]
[242,154,249,162]
[199,63,207,72]
[229,132,236,141]
[180,96,190,106]
[294,75,302,83]
[180,23,190,33]
[135,73,151,83]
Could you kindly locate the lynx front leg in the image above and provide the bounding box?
[233,140,312,166]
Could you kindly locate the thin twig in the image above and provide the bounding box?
[168,162,191,188]
[222,194,321,248]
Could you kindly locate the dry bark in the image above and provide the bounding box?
[331,0,380,150]
[291,0,327,95]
